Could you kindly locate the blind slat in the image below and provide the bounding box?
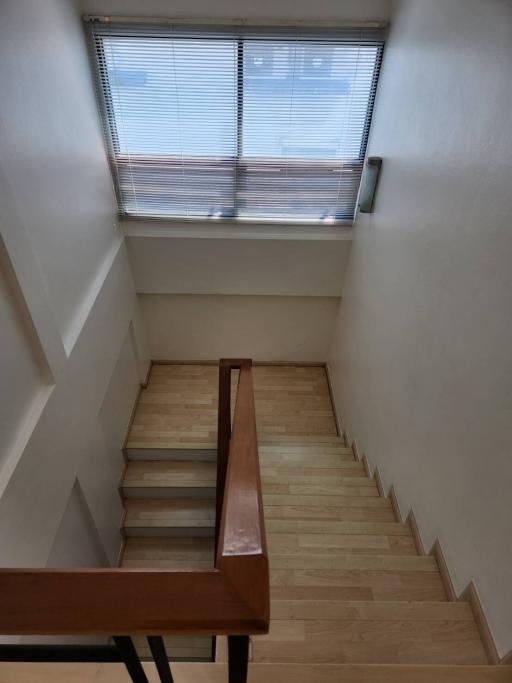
[85,20,383,223]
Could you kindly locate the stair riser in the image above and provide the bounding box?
[124,527,215,538]
[122,487,216,500]
[126,448,216,462]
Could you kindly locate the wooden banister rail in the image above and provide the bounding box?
[216,359,269,624]
[0,359,269,683]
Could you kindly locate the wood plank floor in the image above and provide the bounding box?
[3,662,511,683]
[127,364,337,449]
[115,364,496,676]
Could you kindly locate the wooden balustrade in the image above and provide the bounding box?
[0,359,269,683]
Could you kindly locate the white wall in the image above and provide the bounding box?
[47,481,106,568]
[22,481,108,645]
[141,294,339,362]
[328,0,512,656]
[81,0,391,22]
[128,236,349,297]
[1,0,121,350]
[0,0,149,568]
[0,238,51,478]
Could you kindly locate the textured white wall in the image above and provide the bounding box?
[47,481,106,568]
[0,0,149,567]
[22,481,108,645]
[0,239,50,478]
[81,0,391,22]
[141,294,339,362]
[127,237,349,297]
[328,0,512,656]
[0,0,121,348]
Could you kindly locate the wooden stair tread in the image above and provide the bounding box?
[259,442,349,450]
[268,532,418,556]
[269,568,447,601]
[262,468,369,483]
[127,439,217,450]
[259,444,352,456]
[262,462,364,474]
[263,493,392,508]
[264,504,396,522]
[3,662,510,683]
[260,453,355,465]
[123,461,216,488]
[123,499,215,528]
[259,436,346,444]
[128,365,339,447]
[269,554,438,571]
[270,600,473,620]
[263,483,380,497]
[253,618,487,665]
[265,519,411,535]
[122,537,214,568]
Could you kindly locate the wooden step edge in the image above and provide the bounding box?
[122,486,216,500]
[262,494,393,507]
[2,662,510,683]
[125,448,216,464]
[261,461,364,469]
[123,527,215,538]
[341,437,509,666]
[270,599,474,620]
[268,554,439,571]
[122,475,216,489]
[265,520,413,536]
[126,442,217,451]
[258,444,352,452]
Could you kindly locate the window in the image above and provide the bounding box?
[86,21,384,223]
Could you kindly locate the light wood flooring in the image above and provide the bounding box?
[112,363,506,680]
[126,364,337,450]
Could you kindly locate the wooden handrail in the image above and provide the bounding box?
[216,360,269,623]
[0,359,269,638]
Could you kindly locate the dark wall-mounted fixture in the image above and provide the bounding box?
[358,157,382,213]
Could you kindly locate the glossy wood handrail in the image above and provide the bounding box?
[0,359,269,637]
[216,360,269,621]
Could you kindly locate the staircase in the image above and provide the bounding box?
[120,364,337,663]
[113,363,508,681]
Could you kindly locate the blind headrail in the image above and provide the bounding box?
[83,15,388,29]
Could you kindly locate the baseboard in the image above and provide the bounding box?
[122,368,153,453]
[116,537,126,568]
[372,464,386,498]
[152,359,326,367]
[349,437,372,478]
[117,365,152,566]
[324,364,342,437]
[342,434,510,665]
[406,509,426,556]
[501,650,512,665]
[431,539,457,602]
[460,582,500,664]
[361,454,372,478]
[387,485,402,525]
[142,359,153,388]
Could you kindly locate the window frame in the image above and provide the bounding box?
[88,23,384,226]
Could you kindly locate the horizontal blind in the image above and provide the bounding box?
[85,21,384,223]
